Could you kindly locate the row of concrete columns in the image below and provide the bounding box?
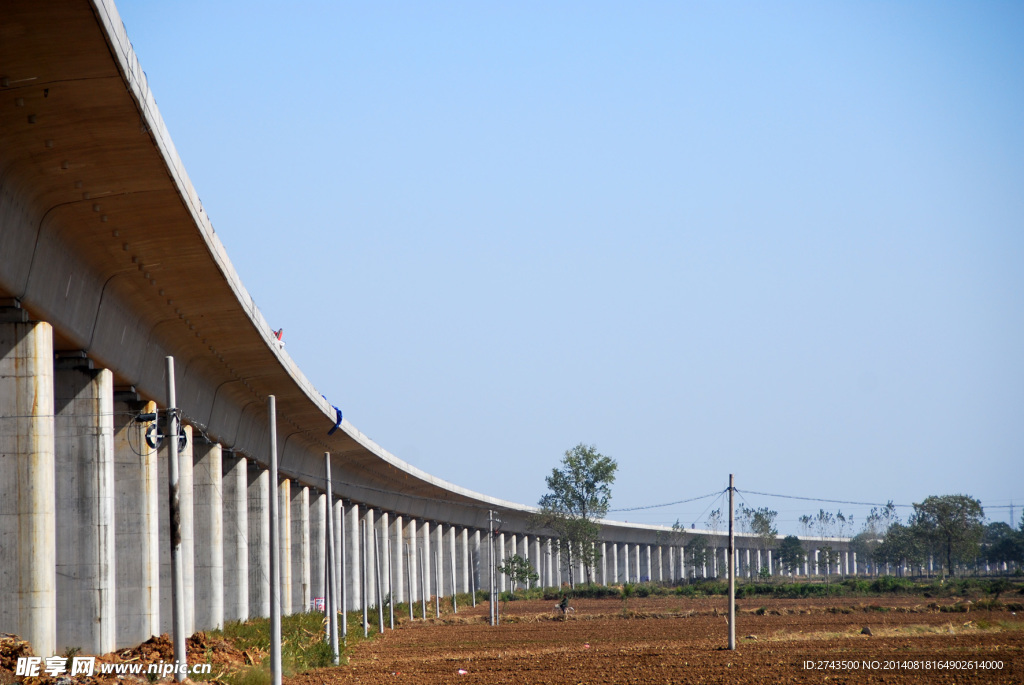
[3,315,866,661]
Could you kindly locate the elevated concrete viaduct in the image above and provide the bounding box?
[0,0,854,658]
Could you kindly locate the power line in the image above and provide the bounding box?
[608,489,723,513]
[738,488,911,508]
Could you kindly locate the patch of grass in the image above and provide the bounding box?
[226,665,271,685]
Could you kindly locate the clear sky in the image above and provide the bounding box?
[114,0,1023,535]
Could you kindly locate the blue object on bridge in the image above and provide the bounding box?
[328,404,343,435]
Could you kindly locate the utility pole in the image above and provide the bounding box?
[374,529,384,634]
[165,357,186,682]
[488,510,495,626]
[728,473,736,651]
[406,543,414,621]
[324,454,339,664]
[268,396,282,685]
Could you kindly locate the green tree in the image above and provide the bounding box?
[778,535,806,575]
[910,495,984,578]
[875,521,926,576]
[706,509,724,576]
[738,505,778,576]
[534,443,618,588]
[684,535,708,579]
[852,502,897,575]
[497,554,539,597]
[982,521,1023,572]
[656,519,689,582]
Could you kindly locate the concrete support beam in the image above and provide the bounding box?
[407,518,419,603]
[433,522,444,597]
[445,524,456,596]
[496,533,506,592]
[222,453,248,622]
[363,508,377,608]
[391,514,404,604]
[471,529,482,595]
[54,362,115,655]
[0,320,56,656]
[459,527,470,594]
[248,466,270,617]
[310,491,326,607]
[193,441,224,631]
[376,511,389,608]
[536,532,544,589]
[339,501,352,611]
[114,398,159,648]
[278,479,293,616]
[542,538,551,588]
[291,485,310,613]
[421,520,432,601]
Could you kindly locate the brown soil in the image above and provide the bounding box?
[291,596,1024,685]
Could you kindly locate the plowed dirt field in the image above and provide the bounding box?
[290,596,1023,684]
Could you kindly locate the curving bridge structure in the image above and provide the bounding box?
[0,0,854,658]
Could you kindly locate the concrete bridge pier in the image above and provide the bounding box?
[377,510,389,607]
[458,527,470,594]
[0,318,56,657]
[496,533,506,591]
[291,484,310,613]
[345,502,359,612]
[471,529,481,595]
[222,452,249,621]
[194,441,224,630]
[278,479,292,616]
[114,398,159,647]
[421,520,432,602]
[407,518,420,604]
[248,465,271,617]
[445,524,456,596]
[363,508,378,609]
[53,360,115,655]
[309,490,325,610]
[390,514,404,605]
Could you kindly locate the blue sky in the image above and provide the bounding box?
[115,1,1023,534]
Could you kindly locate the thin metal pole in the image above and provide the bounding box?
[451,546,458,614]
[406,543,414,621]
[324,454,339,664]
[471,557,476,607]
[268,396,282,685]
[434,549,440,617]
[340,500,347,639]
[419,546,427,619]
[362,519,368,637]
[488,512,494,626]
[165,358,186,682]
[728,473,736,651]
[387,531,394,630]
[375,530,384,634]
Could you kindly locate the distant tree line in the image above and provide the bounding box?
[846,495,1024,578]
